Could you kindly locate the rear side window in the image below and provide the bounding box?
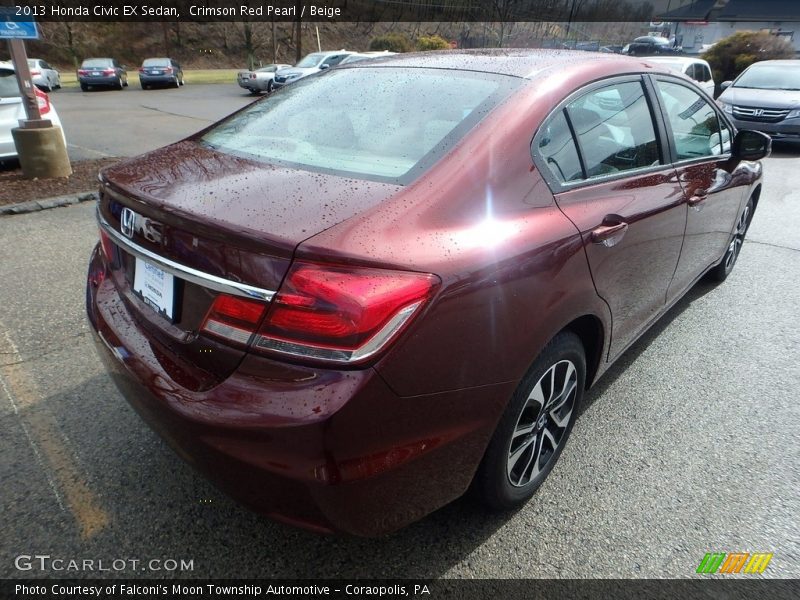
[321,54,347,67]
[536,111,582,183]
[656,80,723,160]
[566,81,661,178]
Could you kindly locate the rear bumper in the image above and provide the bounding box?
[0,138,17,159]
[79,76,119,87]
[85,245,508,535]
[731,117,800,141]
[140,75,176,85]
[238,80,267,91]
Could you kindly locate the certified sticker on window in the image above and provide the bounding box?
[133,257,175,320]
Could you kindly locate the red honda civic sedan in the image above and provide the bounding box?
[86,50,769,536]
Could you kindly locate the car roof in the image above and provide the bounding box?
[744,59,800,67]
[340,49,676,80]
[646,56,709,66]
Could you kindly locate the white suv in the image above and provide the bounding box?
[645,57,716,96]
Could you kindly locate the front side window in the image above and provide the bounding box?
[566,81,661,178]
[202,67,519,183]
[656,80,723,160]
[321,55,348,68]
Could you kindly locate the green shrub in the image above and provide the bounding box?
[415,35,451,51]
[702,31,794,84]
[369,33,413,53]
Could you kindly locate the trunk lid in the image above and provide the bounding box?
[98,140,402,388]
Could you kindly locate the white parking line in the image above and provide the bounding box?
[67,143,115,158]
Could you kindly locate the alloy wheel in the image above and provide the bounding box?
[506,359,578,487]
[723,203,750,271]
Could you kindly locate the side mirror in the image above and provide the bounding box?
[732,129,771,161]
[720,81,732,90]
[319,64,330,70]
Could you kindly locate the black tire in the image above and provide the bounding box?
[173,75,180,88]
[475,331,586,511]
[114,77,123,90]
[80,83,89,92]
[707,197,754,282]
[267,80,274,93]
[248,89,260,95]
[141,84,149,90]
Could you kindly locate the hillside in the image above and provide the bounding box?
[9,20,650,70]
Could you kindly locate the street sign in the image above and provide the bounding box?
[0,8,39,40]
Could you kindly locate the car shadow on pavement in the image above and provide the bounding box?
[767,141,800,159]
[4,275,729,581]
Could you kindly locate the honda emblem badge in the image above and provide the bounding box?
[120,207,136,239]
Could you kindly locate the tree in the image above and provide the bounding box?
[702,31,794,84]
[369,33,413,53]
[416,35,451,51]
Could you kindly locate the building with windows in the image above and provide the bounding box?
[659,0,800,54]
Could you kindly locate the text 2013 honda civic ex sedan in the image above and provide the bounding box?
[86,50,769,536]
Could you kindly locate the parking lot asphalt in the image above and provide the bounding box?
[0,87,798,579]
[51,84,257,161]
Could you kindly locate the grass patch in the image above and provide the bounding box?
[59,69,242,88]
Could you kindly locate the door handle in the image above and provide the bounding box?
[590,220,628,247]
[688,190,708,208]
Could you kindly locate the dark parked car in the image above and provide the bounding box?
[86,50,769,536]
[625,36,682,56]
[717,59,800,144]
[78,58,127,91]
[138,58,184,89]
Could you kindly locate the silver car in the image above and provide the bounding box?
[717,60,800,144]
[237,64,291,94]
[28,58,61,92]
[272,51,353,90]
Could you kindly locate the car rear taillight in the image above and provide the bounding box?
[164,67,173,73]
[34,88,50,115]
[253,262,438,364]
[30,70,41,76]
[201,295,267,346]
[138,67,145,73]
[98,229,115,262]
[77,69,88,76]
[103,69,114,75]
[249,73,256,79]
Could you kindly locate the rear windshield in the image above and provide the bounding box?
[201,67,519,184]
[82,59,113,68]
[142,58,170,67]
[0,70,20,97]
[734,65,800,91]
